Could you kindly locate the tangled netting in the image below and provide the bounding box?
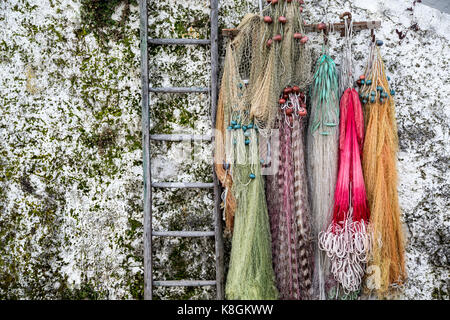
[360,43,406,297]
[250,0,313,132]
[225,125,279,300]
[215,13,279,300]
[318,88,371,294]
[215,14,263,232]
[266,98,313,299]
[319,215,372,292]
[306,45,339,300]
[318,18,371,295]
[215,1,315,300]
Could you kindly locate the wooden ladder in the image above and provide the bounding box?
[139,0,224,300]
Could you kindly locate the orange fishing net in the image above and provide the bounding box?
[360,45,406,296]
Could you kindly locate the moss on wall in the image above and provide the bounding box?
[0,0,448,300]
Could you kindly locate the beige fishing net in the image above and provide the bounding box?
[216,1,313,233]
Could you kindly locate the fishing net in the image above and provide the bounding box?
[215,13,279,300]
[215,14,262,233]
[216,1,313,232]
[249,1,313,132]
[225,127,279,300]
[360,43,406,297]
[306,43,340,300]
[266,106,313,300]
[318,17,371,296]
[215,0,315,300]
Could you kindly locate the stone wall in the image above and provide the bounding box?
[0,0,448,299]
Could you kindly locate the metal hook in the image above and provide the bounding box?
[317,22,328,45]
[324,28,329,45]
[339,11,353,22]
[339,12,352,37]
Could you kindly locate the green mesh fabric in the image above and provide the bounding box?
[225,129,278,300]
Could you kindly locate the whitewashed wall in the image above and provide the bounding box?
[0,0,448,299]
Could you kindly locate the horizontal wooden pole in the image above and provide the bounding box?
[151,182,214,189]
[150,134,212,142]
[222,20,381,38]
[149,87,210,93]
[149,38,210,45]
[152,231,215,237]
[153,280,216,287]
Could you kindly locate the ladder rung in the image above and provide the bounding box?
[150,134,212,142]
[149,38,211,45]
[152,231,215,237]
[152,182,214,189]
[153,280,216,287]
[149,87,210,93]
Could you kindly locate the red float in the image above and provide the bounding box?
[263,16,273,24]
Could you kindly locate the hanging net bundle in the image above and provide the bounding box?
[254,0,314,300]
[267,87,313,300]
[215,13,278,300]
[215,0,315,300]
[359,43,406,297]
[318,87,371,293]
[306,44,340,300]
[250,0,313,132]
[318,18,371,295]
[225,126,279,300]
[215,14,263,233]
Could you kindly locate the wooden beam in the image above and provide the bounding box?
[222,20,381,39]
[152,231,215,237]
[140,0,153,301]
[149,87,209,93]
[211,0,225,301]
[150,134,212,142]
[148,38,210,45]
[153,280,216,287]
[151,182,214,189]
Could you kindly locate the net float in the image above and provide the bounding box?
[299,0,305,4]
[273,34,282,41]
[318,22,327,30]
[284,87,293,94]
[278,16,287,24]
[292,85,300,93]
[359,75,365,80]
[298,108,307,117]
[285,108,294,116]
[300,36,308,44]
[279,98,286,104]
[299,6,303,12]
[283,94,288,99]
[294,33,303,39]
[271,0,278,4]
[266,38,273,47]
[263,16,273,24]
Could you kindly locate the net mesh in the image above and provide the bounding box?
[215,1,315,300]
[306,45,340,300]
[360,44,406,297]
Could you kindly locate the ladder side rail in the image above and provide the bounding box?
[140,0,153,301]
[210,0,225,300]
